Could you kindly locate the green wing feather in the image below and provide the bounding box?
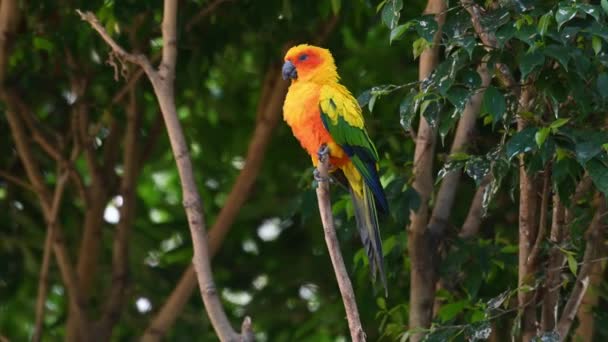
[319,85,388,295]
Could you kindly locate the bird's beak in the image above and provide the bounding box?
[282,60,297,80]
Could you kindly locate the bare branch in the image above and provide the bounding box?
[140,68,285,341]
[0,170,35,193]
[459,175,492,238]
[517,89,539,341]
[557,195,606,339]
[527,164,551,267]
[541,194,565,331]
[142,18,333,337]
[408,0,446,339]
[0,0,19,83]
[33,170,69,342]
[185,0,232,32]
[100,88,141,335]
[428,62,490,237]
[566,174,593,225]
[80,3,245,340]
[141,268,197,342]
[76,10,155,77]
[461,0,519,97]
[159,0,178,81]
[315,153,365,342]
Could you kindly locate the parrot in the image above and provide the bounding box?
[281,44,388,295]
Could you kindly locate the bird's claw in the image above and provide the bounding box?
[313,168,329,183]
[317,144,330,163]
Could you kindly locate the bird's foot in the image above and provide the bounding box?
[317,144,330,163]
[313,168,329,183]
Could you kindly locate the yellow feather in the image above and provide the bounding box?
[320,84,365,129]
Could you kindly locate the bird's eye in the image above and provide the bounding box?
[298,54,308,61]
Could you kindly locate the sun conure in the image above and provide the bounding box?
[281,44,388,294]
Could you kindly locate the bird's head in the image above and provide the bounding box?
[282,44,338,83]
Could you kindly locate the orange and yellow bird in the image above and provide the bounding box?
[282,44,388,294]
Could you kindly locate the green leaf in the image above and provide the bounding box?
[330,0,341,14]
[390,22,414,43]
[496,24,515,48]
[415,15,438,42]
[549,118,570,132]
[33,37,55,53]
[577,4,601,22]
[520,50,545,79]
[382,235,397,256]
[449,152,470,161]
[603,0,608,15]
[461,68,482,89]
[482,86,506,124]
[535,127,550,147]
[381,0,403,30]
[368,94,378,112]
[377,297,386,310]
[446,87,470,111]
[438,300,467,322]
[586,158,608,195]
[567,253,578,276]
[506,127,538,160]
[593,36,603,55]
[556,6,577,30]
[538,11,553,36]
[399,89,418,132]
[576,141,603,164]
[597,73,608,98]
[465,157,491,185]
[420,99,441,128]
[412,37,430,59]
[543,45,570,71]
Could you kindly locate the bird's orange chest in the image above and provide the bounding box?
[283,83,348,167]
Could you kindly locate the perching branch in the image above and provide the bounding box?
[141,60,289,342]
[315,151,365,342]
[78,2,251,340]
[141,66,289,342]
[142,15,336,338]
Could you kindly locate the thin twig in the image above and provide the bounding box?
[315,153,365,342]
[185,0,232,32]
[0,170,35,192]
[33,170,69,342]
